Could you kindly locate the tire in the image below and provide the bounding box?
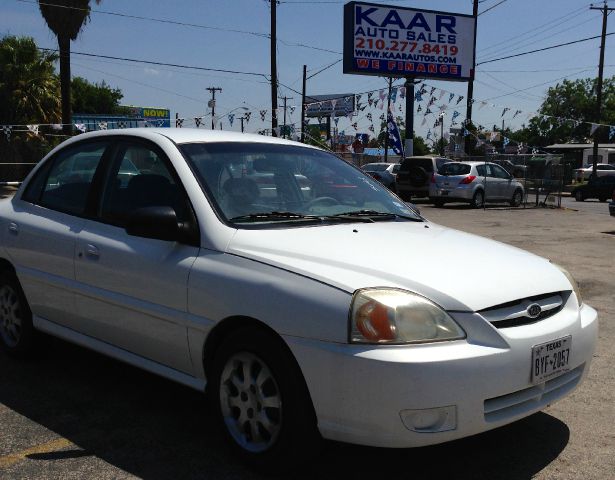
[0,270,35,357]
[210,327,319,472]
[471,189,484,209]
[408,166,428,187]
[434,199,445,208]
[574,190,584,202]
[599,196,607,202]
[510,189,523,207]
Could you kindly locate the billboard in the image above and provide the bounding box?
[305,94,355,118]
[343,1,476,81]
[124,106,171,127]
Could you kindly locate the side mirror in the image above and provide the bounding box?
[126,206,180,242]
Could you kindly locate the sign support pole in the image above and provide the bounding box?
[384,78,393,163]
[404,77,415,157]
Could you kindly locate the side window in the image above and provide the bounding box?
[491,165,510,179]
[100,143,190,228]
[27,142,108,215]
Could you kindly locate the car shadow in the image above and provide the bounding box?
[0,338,569,480]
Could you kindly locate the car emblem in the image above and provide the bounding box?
[527,303,542,318]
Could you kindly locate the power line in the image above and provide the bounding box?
[478,0,508,16]
[20,0,340,56]
[476,32,615,65]
[38,47,269,79]
[477,4,591,54]
[479,14,596,63]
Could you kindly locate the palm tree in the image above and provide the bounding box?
[0,35,60,126]
[38,0,100,134]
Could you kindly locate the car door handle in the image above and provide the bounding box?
[8,222,18,234]
[85,244,100,258]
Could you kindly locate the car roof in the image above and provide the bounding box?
[54,128,321,149]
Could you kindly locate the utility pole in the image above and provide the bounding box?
[279,95,293,139]
[239,116,245,133]
[440,114,445,156]
[590,1,613,176]
[270,0,279,136]
[301,65,307,143]
[206,87,222,129]
[384,77,393,163]
[465,0,479,155]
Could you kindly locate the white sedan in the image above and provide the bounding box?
[575,163,615,181]
[0,129,598,470]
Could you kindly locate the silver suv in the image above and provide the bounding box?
[396,156,449,200]
[430,161,525,208]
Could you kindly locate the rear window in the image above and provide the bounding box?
[439,163,471,175]
[391,164,400,174]
[402,157,435,172]
[363,164,388,172]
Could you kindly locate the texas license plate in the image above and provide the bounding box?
[531,336,572,384]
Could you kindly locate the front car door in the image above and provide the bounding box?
[490,164,515,199]
[73,139,200,373]
[1,140,111,329]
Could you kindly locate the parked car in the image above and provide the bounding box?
[0,129,597,471]
[609,189,615,216]
[570,175,615,202]
[360,162,398,191]
[396,156,449,200]
[430,161,525,208]
[574,163,615,181]
[491,159,528,178]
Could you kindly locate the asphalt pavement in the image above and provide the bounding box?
[0,201,614,479]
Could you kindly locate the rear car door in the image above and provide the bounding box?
[73,139,200,373]
[2,140,111,329]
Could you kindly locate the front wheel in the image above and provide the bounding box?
[574,190,584,202]
[0,271,36,357]
[211,327,319,471]
[471,190,484,209]
[510,189,523,207]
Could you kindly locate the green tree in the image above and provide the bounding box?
[515,77,615,147]
[38,0,101,134]
[0,35,61,162]
[71,76,124,114]
[0,35,60,126]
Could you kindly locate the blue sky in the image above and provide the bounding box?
[1,0,613,141]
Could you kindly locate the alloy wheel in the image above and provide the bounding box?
[219,352,283,453]
[0,285,22,348]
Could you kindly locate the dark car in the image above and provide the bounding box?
[571,175,615,202]
[360,163,398,191]
[492,159,528,179]
[609,189,615,217]
[396,156,449,201]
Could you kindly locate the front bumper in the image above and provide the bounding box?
[286,301,598,448]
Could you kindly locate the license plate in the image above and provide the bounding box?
[531,336,571,384]
[439,189,449,196]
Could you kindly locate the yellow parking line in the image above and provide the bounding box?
[0,438,74,469]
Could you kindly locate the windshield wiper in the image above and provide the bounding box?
[332,209,423,222]
[230,211,321,222]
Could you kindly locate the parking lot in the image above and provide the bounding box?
[1,201,613,480]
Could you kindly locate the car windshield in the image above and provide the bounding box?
[180,142,420,226]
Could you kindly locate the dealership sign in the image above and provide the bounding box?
[343,1,476,81]
[305,94,355,118]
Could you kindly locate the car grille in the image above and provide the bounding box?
[483,364,584,423]
[479,291,569,329]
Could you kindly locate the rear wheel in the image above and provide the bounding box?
[599,196,607,202]
[434,199,445,208]
[0,271,35,357]
[574,190,584,202]
[210,327,319,472]
[471,190,484,209]
[510,189,523,207]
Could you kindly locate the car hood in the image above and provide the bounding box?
[226,221,571,312]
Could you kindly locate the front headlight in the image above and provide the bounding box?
[552,262,583,306]
[349,288,466,344]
